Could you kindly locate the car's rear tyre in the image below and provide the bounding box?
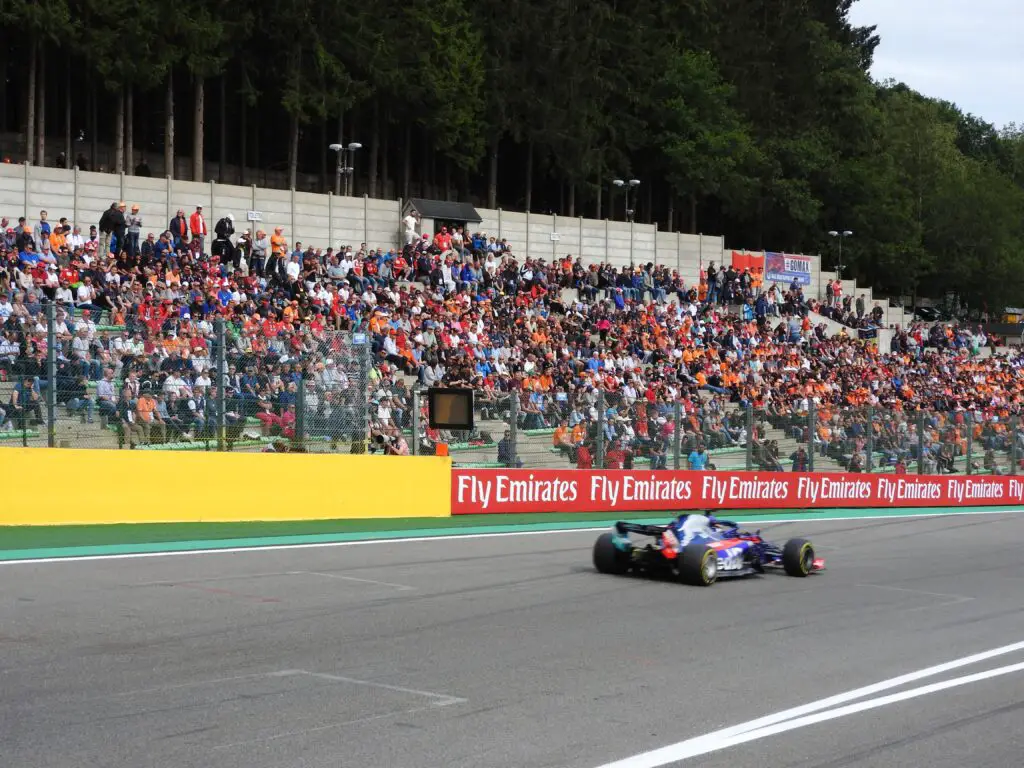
[782,538,815,577]
[593,532,630,575]
[678,543,718,586]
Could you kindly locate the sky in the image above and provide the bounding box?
[848,0,1023,129]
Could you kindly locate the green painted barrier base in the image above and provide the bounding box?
[0,430,41,440]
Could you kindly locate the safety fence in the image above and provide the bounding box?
[2,321,1020,482]
[0,306,370,454]
[418,389,1021,478]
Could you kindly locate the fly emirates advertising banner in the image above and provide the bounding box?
[450,469,1023,515]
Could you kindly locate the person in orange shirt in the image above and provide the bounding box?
[282,301,298,325]
[49,226,67,257]
[553,421,572,454]
[570,421,586,446]
[270,226,287,276]
[135,392,165,444]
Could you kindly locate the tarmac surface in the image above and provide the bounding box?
[2,511,1024,768]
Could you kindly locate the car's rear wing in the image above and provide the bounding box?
[614,522,669,537]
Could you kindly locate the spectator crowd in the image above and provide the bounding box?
[0,199,1017,474]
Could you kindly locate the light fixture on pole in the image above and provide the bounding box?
[612,178,641,222]
[329,141,363,196]
[827,229,853,277]
[613,178,642,268]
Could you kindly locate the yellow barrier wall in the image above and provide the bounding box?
[4,449,451,525]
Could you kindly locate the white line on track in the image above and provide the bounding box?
[1,508,1021,567]
[854,583,973,601]
[210,669,466,751]
[593,640,1024,768]
[286,570,415,590]
[854,582,976,612]
[272,669,466,705]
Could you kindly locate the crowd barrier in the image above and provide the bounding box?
[451,468,1024,515]
[6,454,1020,527]
[3,449,451,526]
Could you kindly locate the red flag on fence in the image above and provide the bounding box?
[731,250,765,272]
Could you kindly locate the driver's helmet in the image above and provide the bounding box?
[674,513,714,544]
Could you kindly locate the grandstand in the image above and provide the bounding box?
[0,164,1013,476]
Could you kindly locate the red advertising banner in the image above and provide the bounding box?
[451,469,1022,515]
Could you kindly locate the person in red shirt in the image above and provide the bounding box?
[31,262,48,285]
[605,440,626,469]
[576,443,593,469]
[433,227,452,253]
[262,316,281,338]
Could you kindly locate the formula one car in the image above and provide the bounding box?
[592,513,825,586]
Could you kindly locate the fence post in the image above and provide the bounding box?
[203,391,214,451]
[744,404,754,470]
[629,219,634,268]
[73,165,80,226]
[508,393,519,468]
[1011,416,1019,476]
[290,186,297,247]
[328,191,334,248]
[294,372,306,451]
[214,318,226,451]
[209,179,216,233]
[356,333,370,454]
[673,401,682,470]
[676,231,682,277]
[917,411,926,475]
[411,389,421,456]
[45,302,57,448]
[551,213,557,262]
[966,416,973,475]
[19,375,28,447]
[596,391,606,469]
[525,210,531,260]
[808,401,816,472]
[865,407,874,473]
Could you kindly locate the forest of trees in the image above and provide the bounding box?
[0,0,1023,308]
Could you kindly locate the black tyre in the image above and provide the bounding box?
[782,538,815,577]
[593,532,630,575]
[677,543,718,586]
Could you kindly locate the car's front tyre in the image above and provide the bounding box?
[782,538,815,577]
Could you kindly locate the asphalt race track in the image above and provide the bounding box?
[3,512,1024,768]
